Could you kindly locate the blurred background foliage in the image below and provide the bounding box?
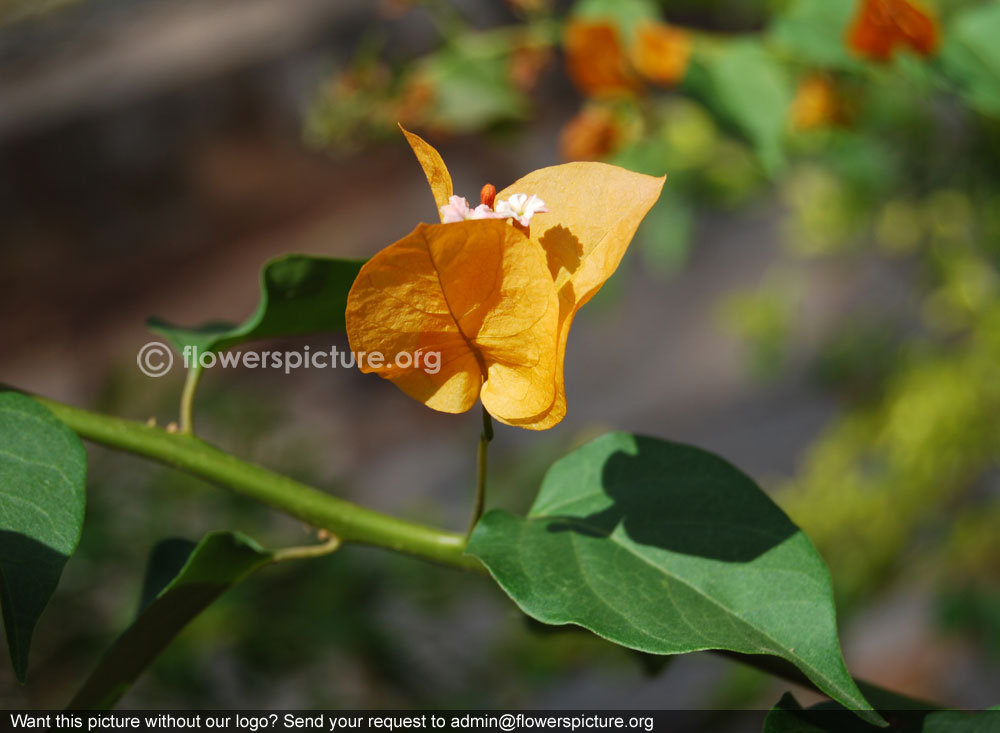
[2,0,1000,717]
[307,0,1000,632]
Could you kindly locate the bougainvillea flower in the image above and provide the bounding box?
[846,0,939,62]
[346,219,560,421]
[559,106,622,161]
[345,128,664,429]
[564,21,640,98]
[630,22,691,86]
[492,153,664,429]
[790,74,845,131]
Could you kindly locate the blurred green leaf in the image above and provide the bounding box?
[769,0,860,71]
[421,44,529,133]
[922,709,1000,732]
[940,3,1000,117]
[689,40,794,172]
[765,691,995,732]
[720,285,794,380]
[0,391,86,682]
[148,254,364,357]
[636,193,695,276]
[571,0,658,40]
[936,587,1000,659]
[467,432,881,725]
[68,531,274,710]
[609,137,674,177]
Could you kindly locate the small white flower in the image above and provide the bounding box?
[441,196,504,223]
[471,203,502,219]
[440,195,475,223]
[494,193,548,227]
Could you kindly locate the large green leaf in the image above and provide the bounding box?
[939,3,1000,118]
[467,432,881,725]
[688,40,793,172]
[0,391,86,682]
[148,254,365,356]
[68,531,274,710]
[765,691,997,732]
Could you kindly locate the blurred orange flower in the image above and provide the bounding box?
[847,0,939,61]
[790,74,845,131]
[630,22,691,86]
[564,21,640,98]
[509,44,554,93]
[559,106,622,161]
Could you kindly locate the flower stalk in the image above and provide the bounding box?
[467,406,494,540]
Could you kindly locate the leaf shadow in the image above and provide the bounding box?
[539,225,583,280]
[545,436,798,562]
[0,529,71,680]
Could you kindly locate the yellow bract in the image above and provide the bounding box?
[345,128,664,429]
[400,126,453,213]
[495,160,664,429]
[346,220,559,421]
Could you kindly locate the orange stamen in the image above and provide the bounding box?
[480,184,497,209]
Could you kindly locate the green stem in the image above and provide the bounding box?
[35,396,480,571]
[178,366,203,436]
[466,408,493,540]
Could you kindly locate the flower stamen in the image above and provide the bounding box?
[481,184,497,209]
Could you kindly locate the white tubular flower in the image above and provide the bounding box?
[440,196,475,223]
[441,196,505,223]
[494,193,548,227]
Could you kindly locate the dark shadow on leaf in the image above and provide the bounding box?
[539,225,583,280]
[0,530,71,681]
[546,436,797,562]
[137,538,197,615]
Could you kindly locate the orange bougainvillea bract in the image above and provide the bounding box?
[630,22,691,86]
[847,0,939,62]
[564,20,640,98]
[790,74,844,131]
[345,128,664,430]
[559,105,621,161]
[563,18,691,98]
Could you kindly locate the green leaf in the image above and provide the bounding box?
[922,708,1000,733]
[939,3,1000,117]
[136,538,197,614]
[421,44,529,133]
[769,0,861,71]
[571,0,658,41]
[636,193,695,276]
[467,432,882,725]
[765,691,997,732]
[148,254,365,357]
[689,40,793,172]
[764,692,837,733]
[0,391,87,682]
[68,531,273,710]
